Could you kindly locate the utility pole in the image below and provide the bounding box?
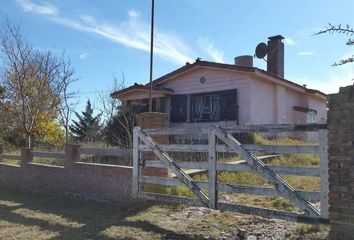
[148,0,155,112]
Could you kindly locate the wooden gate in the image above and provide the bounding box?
[133,124,328,223]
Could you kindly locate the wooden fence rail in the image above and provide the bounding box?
[139,144,319,154]
[0,145,132,165]
[133,124,329,223]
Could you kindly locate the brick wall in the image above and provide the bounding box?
[136,112,171,177]
[0,149,133,202]
[328,85,354,239]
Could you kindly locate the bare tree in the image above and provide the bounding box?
[0,20,72,148]
[97,73,135,148]
[57,55,78,144]
[315,24,354,65]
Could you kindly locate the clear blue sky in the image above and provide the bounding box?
[1,0,354,112]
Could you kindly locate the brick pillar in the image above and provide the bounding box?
[328,85,354,239]
[65,144,81,168]
[21,148,32,166]
[136,112,171,177]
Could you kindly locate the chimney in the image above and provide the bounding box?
[234,55,253,67]
[267,35,284,78]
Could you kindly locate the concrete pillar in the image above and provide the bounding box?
[136,112,171,177]
[21,148,32,166]
[327,85,354,239]
[65,144,81,168]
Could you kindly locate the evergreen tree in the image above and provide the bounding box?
[69,100,101,142]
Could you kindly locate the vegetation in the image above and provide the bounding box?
[0,187,329,240]
[315,24,354,66]
[69,100,101,142]
[0,20,76,148]
[0,20,136,152]
[97,76,136,148]
[153,133,320,212]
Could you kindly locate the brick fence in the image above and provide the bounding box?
[0,145,133,202]
[328,85,354,239]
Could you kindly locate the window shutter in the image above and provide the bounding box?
[220,89,237,121]
[170,95,187,122]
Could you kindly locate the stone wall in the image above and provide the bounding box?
[328,85,354,239]
[0,147,133,202]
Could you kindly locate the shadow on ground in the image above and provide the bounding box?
[0,187,213,240]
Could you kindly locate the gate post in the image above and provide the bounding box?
[319,125,329,218]
[327,86,354,239]
[208,127,217,209]
[132,126,140,198]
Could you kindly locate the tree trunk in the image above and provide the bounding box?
[27,134,31,148]
[65,125,69,144]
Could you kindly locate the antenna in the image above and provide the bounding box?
[255,42,268,60]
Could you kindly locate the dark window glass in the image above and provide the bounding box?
[191,94,220,122]
[220,89,238,121]
[191,89,237,122]
[170,95,187,122]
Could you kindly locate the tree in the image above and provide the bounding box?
[103,102,136,148]
[98,74,136,148]
[316,24,354,65]
[0,20,77,148]
[69,100,101,142]
[33,112,65,147]
[57,55,78,144]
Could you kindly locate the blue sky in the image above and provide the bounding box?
[1,0,354,112]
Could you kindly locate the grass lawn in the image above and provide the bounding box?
[0,187,329,240]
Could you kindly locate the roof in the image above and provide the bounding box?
[111,60,327,98]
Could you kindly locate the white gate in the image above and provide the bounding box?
[132,124,328,223]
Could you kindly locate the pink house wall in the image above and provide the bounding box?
[122,66,327,126]
[162,67,251,124]
[249,78,275,124]
[249,75,326,124]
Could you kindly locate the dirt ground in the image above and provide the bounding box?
[0,187,329,240]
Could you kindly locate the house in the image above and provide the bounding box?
[111,35,327,129]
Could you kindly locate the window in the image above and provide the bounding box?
[170,95,187,122]
[191,89,237,122]
[191,94,220,122]
[170,89,238,123]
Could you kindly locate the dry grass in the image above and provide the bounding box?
[158,133,321,212]
[0,187,328,240]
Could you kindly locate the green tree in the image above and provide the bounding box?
[0,20,77,148]
[316,24,354,65]
[103,103,136,148]
[33,112,65,147]
[70,100,101,142]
